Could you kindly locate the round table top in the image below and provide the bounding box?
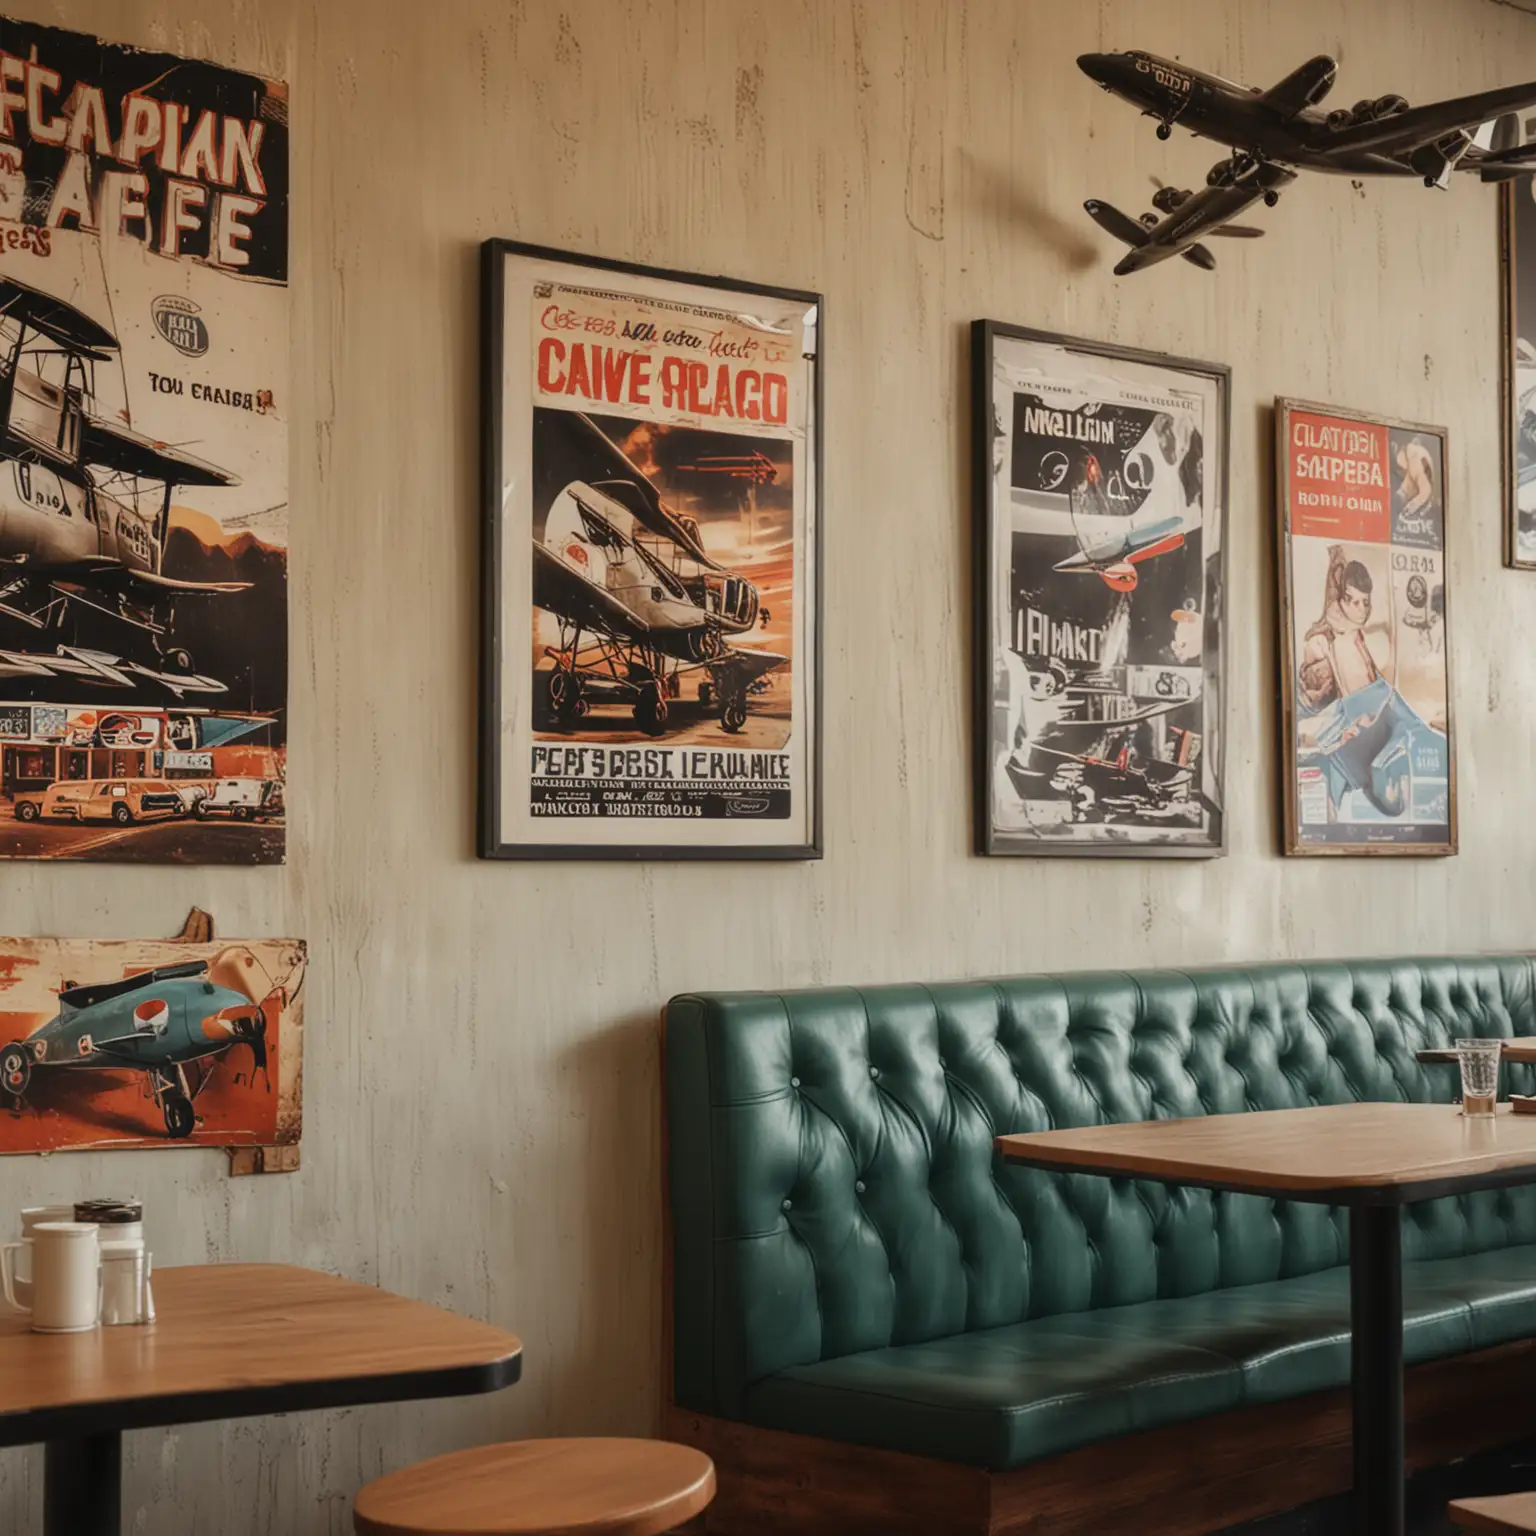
[353,1437,716,1536]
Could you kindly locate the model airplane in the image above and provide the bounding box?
[1079,49,1536,272]
[0,277,244,678]
[0,949,281,1139]
[533,411,784,737]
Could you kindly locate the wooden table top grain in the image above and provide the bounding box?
[354,1438,716,1536]
[1449,1493,1536,1533]
[0,1262,522,1445]
[996,1102,1536,1205]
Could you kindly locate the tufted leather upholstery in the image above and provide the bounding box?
[666,957,1536,1467]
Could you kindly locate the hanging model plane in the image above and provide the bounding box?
[0,948,282,1139]
[1077,50,1536,273]
[0,277,244,688]
[532,411,785,737]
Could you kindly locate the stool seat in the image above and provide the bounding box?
[354,1437,715,1536]
[1451,1494,1536,1534]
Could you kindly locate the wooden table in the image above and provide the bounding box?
[997,1103,1536,1536]
[1450,1492,1536,1533]
[0,1262,523,1536]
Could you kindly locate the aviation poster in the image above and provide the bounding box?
[0,17,288,864]
[481,242,821,859]
[0,933,303,1154]
[1276,401,1455,855]
[1504,173,1536,567]
[973,323,1228,857]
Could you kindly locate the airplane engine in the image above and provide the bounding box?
[1099,564,1139,593]
[1327,108,1353,130]
[1411,128,1473,187]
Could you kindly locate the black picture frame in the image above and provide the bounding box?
[479,240,824,860]
[1502,176,1536,570]
[971,320,1231,858]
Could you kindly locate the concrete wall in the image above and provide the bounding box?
[0,0,1532,1529]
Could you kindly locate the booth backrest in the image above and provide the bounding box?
[666,957,1536,1419]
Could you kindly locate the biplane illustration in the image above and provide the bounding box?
[0,277,243,689]
[532,411,785,737]
[0,948,281,1140]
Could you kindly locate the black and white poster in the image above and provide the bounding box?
[481,242,821,860]
[972,323,1228,857]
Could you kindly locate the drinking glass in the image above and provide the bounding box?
[1457,1038,1503,1117]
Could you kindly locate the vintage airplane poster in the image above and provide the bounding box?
[481,242,822,859]
[1504,172,1536,567]
[0,933,303,1154]
[0,17,287,864]
[1276,400,1455,855]
[972,323,1228,857]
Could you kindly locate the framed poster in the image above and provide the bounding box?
[480,241,822,860]
[1275,399,1456,856]
[0,16,288,865]
[1503,174,1536,567]
[972,322,1228,858]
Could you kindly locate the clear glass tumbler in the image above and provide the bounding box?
[1457,1039,1503,1116]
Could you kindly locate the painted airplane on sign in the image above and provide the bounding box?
[0,948,281,1139]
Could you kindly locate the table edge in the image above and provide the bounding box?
[994,1136,1536,1206]
[0,1343,523,1448]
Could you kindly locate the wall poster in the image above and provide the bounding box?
[480,241,822,860]
[0,17,288,864]
[0,933,304,1152]
[972,322,1228,857]
[1504,173,1536,567]
[1275,399,1455,856]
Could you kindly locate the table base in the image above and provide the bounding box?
[45,1430,120,1536]
[1351,1204,1405,1536]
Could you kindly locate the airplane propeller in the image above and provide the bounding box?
[204,945,282,1088]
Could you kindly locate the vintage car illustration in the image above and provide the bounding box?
[192,777,284,822]
[13,778,192,825]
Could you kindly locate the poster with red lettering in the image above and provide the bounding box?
[0,17,288,865]
[1276,399,1454,855]
[479,242,821,859]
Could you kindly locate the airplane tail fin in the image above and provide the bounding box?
[1477,115,1536,180]
[1084,199,1150,250]
[1181,244,1217,271]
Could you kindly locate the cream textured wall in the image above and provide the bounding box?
[0,0,1532,1529]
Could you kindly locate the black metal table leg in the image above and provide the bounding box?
[1351,1203,1405,1536]
[44,1430,121,1536]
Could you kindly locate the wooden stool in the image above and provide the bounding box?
[354,1437,715,1536]
[1451,1494,1536,1534]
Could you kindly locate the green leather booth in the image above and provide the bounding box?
[665,957,1536,1470]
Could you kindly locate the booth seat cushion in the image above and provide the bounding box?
[743,1249,1536,1469]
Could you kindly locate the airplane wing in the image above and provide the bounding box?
[1258,55,1339,120]
[532,537,648,639]
[709,647,786,686]
[1323,80,1536,154]
[0,277,117,356]
[81,416,238,488]
[59,960,207,1010]
[535,411,724,570]
[39,558,249,596]
[1083,199,1151,249]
